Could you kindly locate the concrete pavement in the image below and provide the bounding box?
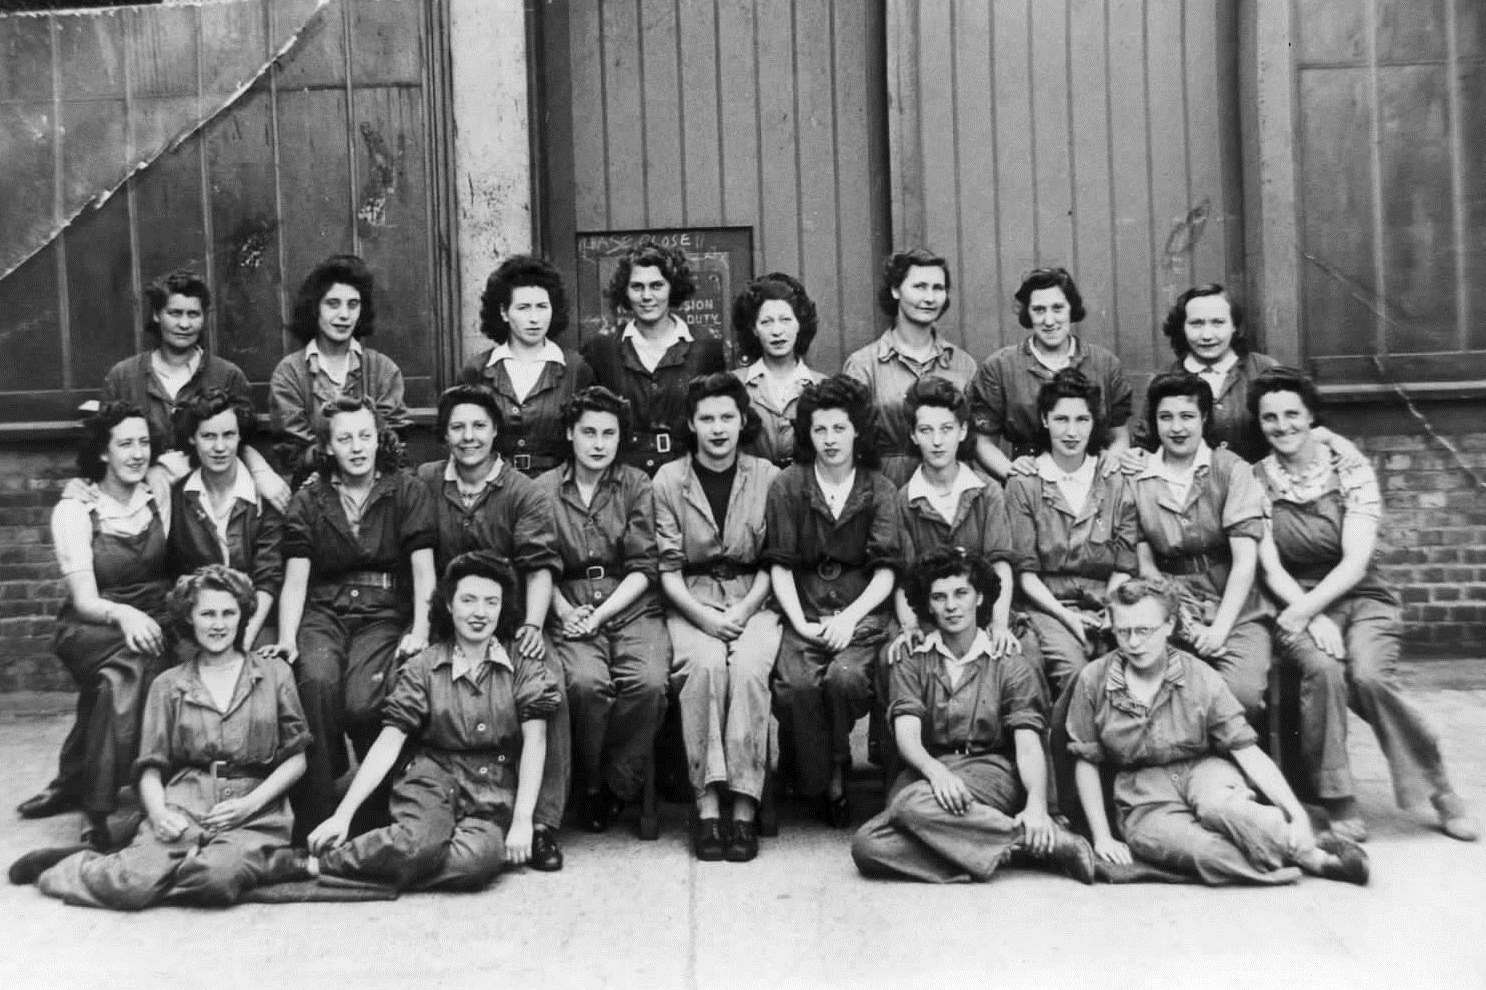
[3,662,1484,990]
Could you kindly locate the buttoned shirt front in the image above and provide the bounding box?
[416,457,560,577]
[842,329,978,457]
[1005,451,1138,601]
[734,360,824,466]
[459,344,596,473]
[653,453,780,609]
[170,466,284,597]
[897,463,1015,567]
[269,341,410,449]
[1131,444,1264,585]
[968,336,1133,456]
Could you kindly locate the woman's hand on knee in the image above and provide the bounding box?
[118,606,164,656]
[924,763,973,816]
[1092,836,1132,865]
[817,614,856,652]
[506,816,534,866]
[1305,615,1345,659]
[151,808,192,843]
[1015,804,1056,856]
[307,814,352,855]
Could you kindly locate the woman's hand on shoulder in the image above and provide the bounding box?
[256,642,298,665]
[396,631,429,661]
[514,623,546,660]
[1116,447,1149,476]
[1008,455,1039,477]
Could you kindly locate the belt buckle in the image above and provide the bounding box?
[654,432,672,454]
[816,559,843,581]
[585,565,606,581]
[513,453,532,471]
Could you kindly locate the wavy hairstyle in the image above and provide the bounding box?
[681,372,762,453]
[905,547,1000,629]
[478,254,569,343]
[428,551,522,643]
[1107,574,1182,624]
[172,386,256,466]
[790,374,879,468]
[1033,368,1108,455]
[561,385,634,437]
[732,272,819,363]
[76,401,157,483]
[1013,266,1086,328]
[312,395,405,482]
[1246,365,1325,427]
[604,240,696,312]
[1161,283,1249,359]
[877,248,952,318]
[167,564,257,651]
[435,384,506,440]
[903,376,974,459]
[288,254,377,344]
[1143,371,1216,450]
[143,269,211,344]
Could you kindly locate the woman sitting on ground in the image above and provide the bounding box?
[852,548,1094,884]
[305,552,560,890]
[18,565,308,907]
[1066,577,1368,886]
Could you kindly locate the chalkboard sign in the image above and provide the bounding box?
[574,226,754,345]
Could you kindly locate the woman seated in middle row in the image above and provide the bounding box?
[852,548,1094,884]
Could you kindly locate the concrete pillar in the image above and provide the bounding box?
[448,0,531,365]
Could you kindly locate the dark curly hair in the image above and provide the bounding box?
[877,248,952,319]
[478,255,568,344]
[604,240,696,312]
[143,269,211,344]
[288,254,377,344]
[435,384,506,440]
[791,374,880,469]
[312,395,405,482]
[172,387,256,466]
[1161,284,1249,359]
[1033,368,1108,456]
[1246,366,1325,428]
[903,376,974,459]
[1143,371,1216,450]
[1014,267,1086,328]
[1108,574,1182,624]
[732,272,819,363]
[76,401,157,483]
[428,551,521,644]
[561,385,634,437]
[905,547,1000,629]
[682,372,762,453]
[168,564,257,652]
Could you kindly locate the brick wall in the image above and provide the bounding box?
[1,425,1482,691]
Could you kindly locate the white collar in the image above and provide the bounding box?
[451,638,514,679]
[306,337,363,363]
[622,315,692,345]
[486,340,566,367]
[183,461,260,507]
[813,464,856,494]
[906,462,985,503]
[914,628,996,667]
[93,483,155,520]
[1142,442,1213,481]
[1183,351,1239,376]
[1029,337,1077,371]
[1034,452,1097,485]
[151,347,202,376]
[443,456,503,488]
[741,358,815,385]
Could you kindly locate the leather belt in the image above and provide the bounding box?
[1157,551,1229,576]
[629,431,675,454]
[682,558,750,581]
[815,558,846,581]
[338,570,398,589]
[928,744,993,758]
[562,564,611,582]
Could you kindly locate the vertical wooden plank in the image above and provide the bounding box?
[1462,62,1486,350]
[1295,0,1366,64]
[1029,0,1074,271]
[1296,69,1376,359]
[793,0,842,350]
[637,0,684,226]
[1460,0,1483,58]
[0,16,57,278]
[1377,65,1457,354]
[602,0,646,227]
[1183,0,1229,292]
[716,1,760,246]
[124,2,197,98]
[1068,0,1114,344]
[271,0,343,91]
[677,0,722,223]
[195,0,272,95]
[204,83,283,382]
[1146,0,1191,336]
[991,0,1036,335]
[352,85,434,403]
[913,1,957,332]
[1105,0,1153,370]
[833,0,888,362]
[1377,0,1447,62]
[275,89,355,293]
[568,0,609,232]
[0,245,65,396]
[951,0,997,351]
[350,0,423,86]
[885,0,925,248]
[132,133,211,301]
[63,195,137,392]
[755,0,800,278]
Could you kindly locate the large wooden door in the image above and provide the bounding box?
[537,0,892,372]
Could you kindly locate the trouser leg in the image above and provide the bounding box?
[1276,627,1354,799]
[723,612,780,801]
[1185,754,1295,872]
[418,816,505,891]
[318,759,457,889]
[851,807,971,883]
[343,613,406,835]
[669,614,731,799]
[822,625,882,778]
[168,803,295,907]
[1200,619,1272,721]
[603,615,671,801]
[37,822,199,910]
[290,606,348,840]
[772,626,832,798]
[1341,598,1451,807]
[1028,609,1096,696]
[884,756,1025,882]
[533,641,572,831]
[82,651,151,815]
[556,634,614,792]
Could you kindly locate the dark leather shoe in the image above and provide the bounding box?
[16,788,78,820]
[694,818,726,861]
[1045,825,1097,885]
[530,826,564,872]
[818,794,852,829]
[1315,832,1369,886]
[9,844,90,885]
[581,790,611,833]
[724,820,758,863]
[81,813,112,853]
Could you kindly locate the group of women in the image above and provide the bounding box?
[9,241,1477,909]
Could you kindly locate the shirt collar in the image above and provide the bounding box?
[93,483,155,520]
[905,463,985,504]
[1140,441,1213,481]
[875,328,956,365]
[437,639,515,679]
[305,337,363,365]
[1183,351,1239,376]
[740,359,815,385]
[443,455,504,488]
[1108,649,1189,695]
[486,340,566,367]
[914,628,997,666]
[1034,452,1096,485]
[622,315,692,345]
[812,464,856,494]
[183,461,260,507]
[151,347,202,378]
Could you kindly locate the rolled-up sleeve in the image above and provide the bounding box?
[652,468,687,574]
[269,658,312,764]
[510,482,561,575]
[133,676,177,778]
[1219,455,1265,540]
[251,504,286,598]
[380,649,433,736]
[281,485,318,561]
[998,654,1048,734]
[975,480,1016,565]
[1101,357,1134,428]
[1004,477,1042,574]
[864,474,903,574]
[397,474,438,557]
[967,354,1006,439]
[619,472,660,583]
[1201,667,1259,753]
[762,471,802,569]
[1064,663,1107,763]
[887,652,930,725]
[513,655,562,722]
[1110,480,1140,573]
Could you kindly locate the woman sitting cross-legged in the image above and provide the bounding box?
[17,565,309,907]
[304,552,560,891]
[851,548,1094,884]
[1066,576,1369,886]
